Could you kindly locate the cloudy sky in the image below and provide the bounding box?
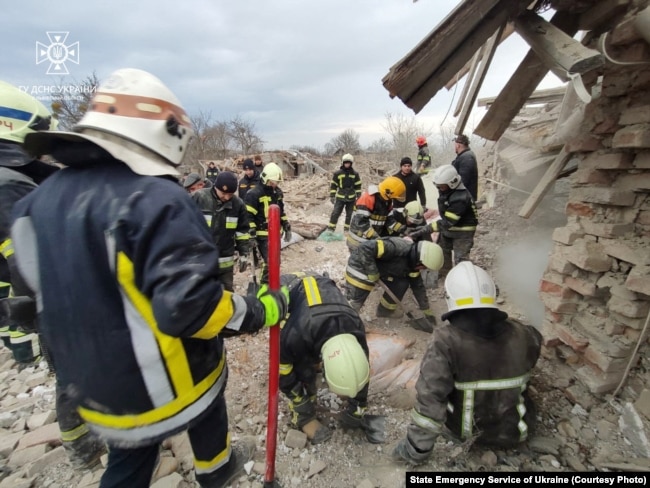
[3,0,562,150]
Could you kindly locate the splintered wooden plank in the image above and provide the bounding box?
[514,10,605,76]
[518,144,572,219]
[475,10,579,141]
[453,47,484,118]
[455,22,506,136]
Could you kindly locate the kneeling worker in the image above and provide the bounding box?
[279,272,385,444]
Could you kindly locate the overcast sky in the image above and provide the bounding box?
[3,1,563,151]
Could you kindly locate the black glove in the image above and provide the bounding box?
[256,284,289,327]
[238,254,249,273]
[283,222,292,242]
[407,225,430,240]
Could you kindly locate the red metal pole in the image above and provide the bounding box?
[264,204,281,487]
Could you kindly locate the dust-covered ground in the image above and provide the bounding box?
[9,174,650,488]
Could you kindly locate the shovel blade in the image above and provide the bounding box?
[408,317,434,333]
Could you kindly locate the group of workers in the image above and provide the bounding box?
[0,68,542,488]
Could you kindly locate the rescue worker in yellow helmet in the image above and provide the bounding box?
[10,69,289,488]
[0,80,108,469]
[345,236,444,332]
[279,272,385,445]
[346,176,406,250]
[393,262,542,464]
[244,161,291,283]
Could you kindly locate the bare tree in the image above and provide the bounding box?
[366,137,393,161]
[382,112,432,162]
[228,115,263,154]
[324,129,362,156]
[51,72,100,130]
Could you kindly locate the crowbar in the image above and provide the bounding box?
[264,204,282,487]
[376,279,435,332]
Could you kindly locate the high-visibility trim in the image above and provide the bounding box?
[449,226,477,231]
[345,273,375,292]
[0,239,13,259]
[302,277,322,306]
[461,389,474,438]
[410,408,442,434]
[225,216,238,229]
[235,232,249,240]
[279,363,293,376]
[195,432,231,474]
[408,271,420,278]
[193,291,247,338]
[245,204,258,215]
[379,297,398,310]
[60,423,90,442]
[374,239,384,258]
[453,296,495,308]
[455,374,530,391]
[517,397,528,442]
[116,251,188,405]
[443,211,460,223]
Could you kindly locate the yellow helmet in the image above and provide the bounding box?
[378,176,406,202]
[260,162,283,184]
[0,80,56,145]
[321,334,369,398]
[417,241,444,271]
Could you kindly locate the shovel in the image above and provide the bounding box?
[247,243,261,296]
[376,279,435,333]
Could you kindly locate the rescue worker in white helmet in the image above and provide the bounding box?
[408,164,478,281]
[191,170,251,292]
[0,80,109,470]
[345,236,444,332]
[244,161,291,283]
[10,68,290,488]
[327,153,362,233]
[279,272,385,445]
[392,262,542,464]
[346,176,406,250]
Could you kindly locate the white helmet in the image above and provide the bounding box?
[24,68,194,177]
[444,261,497,313]
[321,334,369,398]
[404,201,424,226]
[0,81,56,148]
[433,164,461,190]
[260,162,283,184]
[417,241,444,271]
[342,153,354,164]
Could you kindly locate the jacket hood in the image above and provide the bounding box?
[443,308,509,339]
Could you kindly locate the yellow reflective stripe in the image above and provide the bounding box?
[245,204,258,215]
[379,297,397,310]
[0,239,13,259]
[116,252,193,394]
[454,296,495,307]
[79,352,226,429]
[195,431,231,473]
[279,363,293,376]
[303,277,322,306]
[461,389,474,438]
[192,290,236,339]
[410,408,442,434]
[455,373,529,391]
[444,211,460,222]
[345,274,374,292]
[376,239,384,258]
[449,226,477,231]
[408,271,420,278]
[60,423,90,442]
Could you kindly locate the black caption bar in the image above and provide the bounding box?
[405,472,648,487]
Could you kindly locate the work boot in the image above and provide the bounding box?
[391,438,430,465]
[199,436,256,488]
[64,434,107,470]
[375,306,402,319]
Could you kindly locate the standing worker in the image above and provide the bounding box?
[205,161,219,185]
[192,171,251,292]
[279,272,384,445]
[10,68,289,488]
[346,176,406,250]
[327,153,361,233]
[0,80,107,469]
[244,162,291,283]
[238,158,260,200]
[392,156,427,211]
[415,136,431,175]
[345,237,443,331]
[451,134,478,202]
[392,262,542,464]
[408,165,477,282]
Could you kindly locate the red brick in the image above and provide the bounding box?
[566,201,597,218]
[570,187,636,206]
[620,105,650,125]
[555,322,589,351]
[633,151,650,169]
[581,151,635,169]
[583,345,629,373]
[608,295,650,318]
[625,265,650,295]
[612,123,650,149]
[574,168,614,185]
[565,276,597,297]
[540,293,579,314]
[566,135,605,152]
[582,221,635,239]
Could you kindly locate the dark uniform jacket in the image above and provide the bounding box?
[451,149,478,201]
[238,171,261,200]
[430,186,478,236]
[330,165,361,202]
[410,309,542,447]
[417,146,431,174]
[243,183,288,239]
[11,159,267,447]
[279,273,369,403]
[205,166,219,184]
[392,170,426,210]
[347,186,402,248]
[192,188,250,272]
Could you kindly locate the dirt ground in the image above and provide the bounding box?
[28,173,649,488]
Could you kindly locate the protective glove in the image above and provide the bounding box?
[406,224,431,240]
[283,222,292,242]
[238,254,249,273]
[256,284,289,327]
[340,405,386,444]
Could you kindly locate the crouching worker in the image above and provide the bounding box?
[345,237,443,332]
[392,262,542,464]
[279,272,385,445]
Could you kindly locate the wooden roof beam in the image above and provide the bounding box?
[474,10,579,141]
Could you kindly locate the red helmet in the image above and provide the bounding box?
[416,136,427,147]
